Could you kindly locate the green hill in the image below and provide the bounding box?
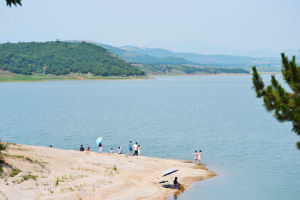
[0,41,144,76]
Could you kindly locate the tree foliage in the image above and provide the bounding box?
[0,41,145,76]
[252,53,300,149]
[140,64,249,75]
[6,0,21,7]
[0,140,7,173]
[0,142,6,152]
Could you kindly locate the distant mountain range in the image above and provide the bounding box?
[99,43,281,67]
[162,41,299,58]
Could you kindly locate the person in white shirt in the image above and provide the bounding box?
[198,150,202,164]
[118,147,122,154]
[193,151,198,163]
[110,148,114,153]
[98,143,103,153]
[133,142,138,156]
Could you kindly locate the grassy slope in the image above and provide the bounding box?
[0,71,144,82]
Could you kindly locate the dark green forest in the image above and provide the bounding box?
[0,41,145,76]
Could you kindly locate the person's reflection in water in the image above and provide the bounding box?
[173,190,180,200]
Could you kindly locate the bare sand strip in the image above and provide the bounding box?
[0,144,216,200]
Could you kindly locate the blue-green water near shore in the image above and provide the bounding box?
[0,75,299,200]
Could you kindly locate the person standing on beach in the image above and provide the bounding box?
[133,142,138,156]
[138,145,141,156]
[193,151,198,163]
[110,148,114,153]
[98,143,103,153]
[80,145,84,151]
[198,150,202,164]
[128,141,133,156]
[86,147,90,152]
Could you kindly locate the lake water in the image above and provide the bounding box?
[0,75,300,200]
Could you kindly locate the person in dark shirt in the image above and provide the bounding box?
[174,177,180,185]
[80,145,84,151]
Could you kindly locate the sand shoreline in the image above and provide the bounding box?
[0,143,215,200]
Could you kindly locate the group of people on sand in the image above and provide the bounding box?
[193,150,202,164]
[109,146,122,154]
[98,143,123,154]
[79,141,141,156]
[128,141,141,156]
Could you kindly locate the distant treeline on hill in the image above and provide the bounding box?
[139,64,250,75]
[0,41,145,76]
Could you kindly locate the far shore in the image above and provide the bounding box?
[0,71,149,82]
[0,70,282,83]
[152,71,281,77]
[0,143,216,200]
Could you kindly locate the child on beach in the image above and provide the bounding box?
[198,150,202,164]
[138,145,141,156]
[86,147,90,152]
[193,151,198,163]
[110,148,114,153]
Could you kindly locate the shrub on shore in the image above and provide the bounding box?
[0,141,6,152]
[0,140,7,174]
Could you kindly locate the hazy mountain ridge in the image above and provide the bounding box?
[100,44,196,65]
[101,44,281,67]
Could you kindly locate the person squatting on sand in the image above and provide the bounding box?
[173,177,180,186]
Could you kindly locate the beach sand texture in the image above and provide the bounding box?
[0,144,215,200]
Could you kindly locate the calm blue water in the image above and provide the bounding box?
[0,75,299,200]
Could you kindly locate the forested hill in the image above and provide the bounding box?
[0,41,145,76]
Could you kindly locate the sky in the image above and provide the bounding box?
[1,0,299,57]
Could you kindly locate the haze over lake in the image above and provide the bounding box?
[1,75,300,199]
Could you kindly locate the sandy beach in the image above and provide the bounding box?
[0,143,215,200]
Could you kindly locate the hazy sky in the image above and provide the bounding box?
[1,0,299,56]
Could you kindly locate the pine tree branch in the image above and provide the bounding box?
[252,66,265,97]
[6,0,22,7]
[252,53,300,150]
